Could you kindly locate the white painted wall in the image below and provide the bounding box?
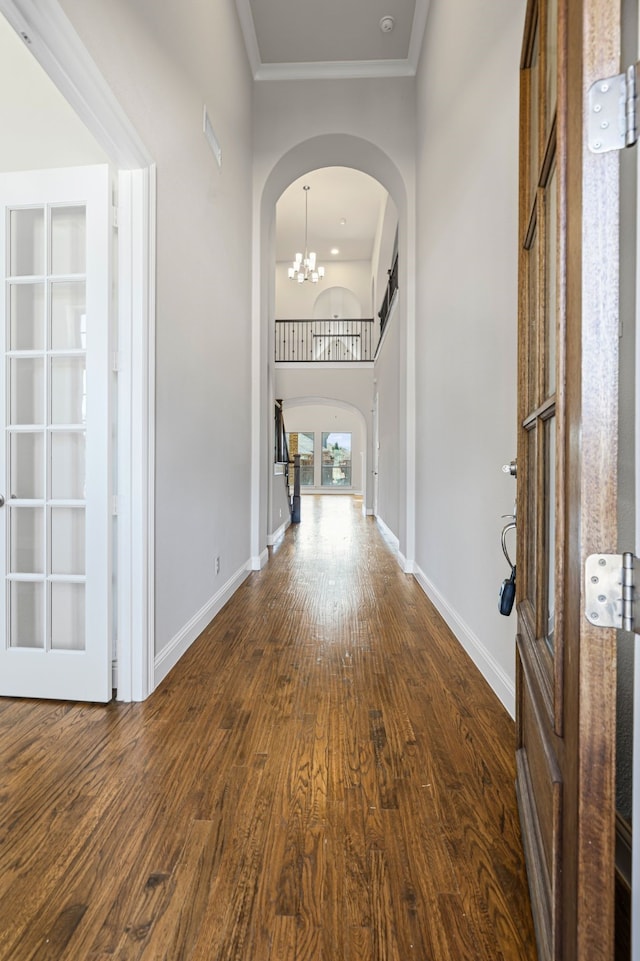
[269,469,290,542]
[373,300,401,540]
[60,0,254,670]
[372,194,398,338]
[413,0,526,714]
[283,402,365,492]
[275,260,371,318]
[0,13,108,171]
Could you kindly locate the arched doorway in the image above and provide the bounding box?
[252,134,413,571]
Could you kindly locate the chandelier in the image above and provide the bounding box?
[288,185,325,284]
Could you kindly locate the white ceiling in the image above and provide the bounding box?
[276,168,390,264]
[235,0,431,80]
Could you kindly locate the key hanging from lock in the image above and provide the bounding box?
[499,565,516,616]
[498,518,516,616]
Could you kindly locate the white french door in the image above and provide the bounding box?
[0,164,112,702]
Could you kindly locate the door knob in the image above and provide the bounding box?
[502,460,517,477]
[0,495,5,507]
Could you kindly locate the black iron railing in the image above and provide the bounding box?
[275,319,375,362]
[378,253,398,338]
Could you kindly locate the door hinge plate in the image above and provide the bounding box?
[585,553,639,632]
[588,64,638,153]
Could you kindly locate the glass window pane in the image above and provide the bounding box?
[10,507,44,573]
[10,283,44,350]
[527,232,539,410]
[51,582,85,651]
[10,432,44,499]
[51,432,86,500]
[10,208,44,277]
[526,426,537,610]
[51,206,86,275]
[286,431,315,487]
[321,432,352,487]
[545,165,557,397]
[10,581,44,649]
[545,417,556,653]
[51,507,85,575]
[546,0,558,133]
[51,281,86,350]
[10,358,44,425]
[50,357,86,425]
[529,27,540,203]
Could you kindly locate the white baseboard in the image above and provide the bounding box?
[413,564,515,718]
[398,551,414,574]
[249,548,269,571]
[375,516,413,573]
[267,517,291,546]
[375,515,399,550]
[154,562,250,688]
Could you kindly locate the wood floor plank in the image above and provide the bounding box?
[369,848,402,961]
[135,818,225,961]
[0,495,537,961]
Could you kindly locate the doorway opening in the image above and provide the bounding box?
[0,2,155,702]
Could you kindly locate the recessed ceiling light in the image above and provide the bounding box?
[331,247,340,255]
[379,16,395,33]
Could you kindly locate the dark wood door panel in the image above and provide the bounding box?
[516,1,619,957]
[516,637,563,961]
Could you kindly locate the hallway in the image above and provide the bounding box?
[0,495,536,960]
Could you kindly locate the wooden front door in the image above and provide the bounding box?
[516,1,621,959]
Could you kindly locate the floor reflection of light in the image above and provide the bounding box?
[283,495,374,640]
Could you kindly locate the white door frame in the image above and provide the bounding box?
[632,10,640,955]
[373,389,379,517]
[0,0,156,701]
[631,148,640,958]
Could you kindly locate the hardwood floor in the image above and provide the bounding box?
[0,495,537,960]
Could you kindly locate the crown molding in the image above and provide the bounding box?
[255,59,416,82]
[408,0,431,72]
[233,0,261,79]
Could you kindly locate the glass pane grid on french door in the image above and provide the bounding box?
[5,204,87,653]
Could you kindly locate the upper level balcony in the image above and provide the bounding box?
[275,318,375,362]
[275,253,398,364]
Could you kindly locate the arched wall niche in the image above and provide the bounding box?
[253,133,410,563]
[313,286,362,320]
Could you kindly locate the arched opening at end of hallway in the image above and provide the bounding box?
[253,136,414,573]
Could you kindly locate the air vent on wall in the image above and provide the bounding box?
[203,106,222,168]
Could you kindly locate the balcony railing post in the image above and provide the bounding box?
[291,454,301,523]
